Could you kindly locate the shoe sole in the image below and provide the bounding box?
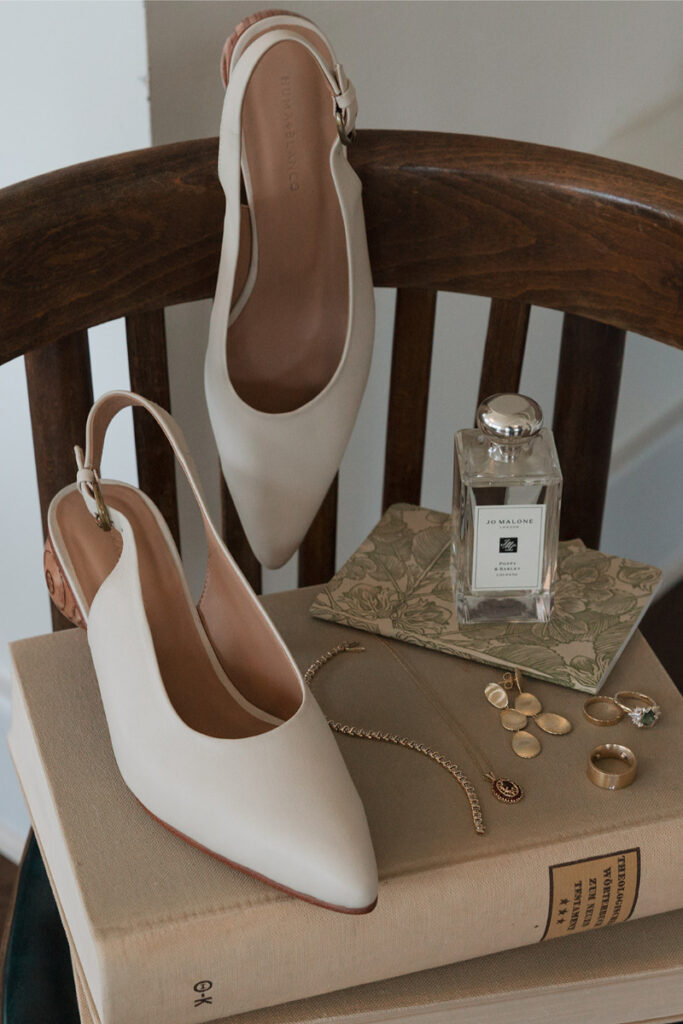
[137,797,378,916]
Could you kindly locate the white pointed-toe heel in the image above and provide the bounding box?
[44,390,378,914]
[205,10,375,569]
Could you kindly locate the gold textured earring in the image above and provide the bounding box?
[485,670,572,759]
[513,669,572,736]
[485,674,541,758]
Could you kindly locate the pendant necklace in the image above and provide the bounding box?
[374,636,524,806]
[305,643,487,835]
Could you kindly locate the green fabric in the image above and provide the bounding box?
[2,832,78,1024]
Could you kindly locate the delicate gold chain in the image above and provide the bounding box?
[376,635,497,782]
[304,643,486,835]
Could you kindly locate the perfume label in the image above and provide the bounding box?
[542,849,640,940]
[472,505,545,591]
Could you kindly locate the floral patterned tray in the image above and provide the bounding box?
[310,504,662,694]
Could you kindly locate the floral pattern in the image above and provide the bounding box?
[311,504,662,694]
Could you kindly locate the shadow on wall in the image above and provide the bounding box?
[598,88,683,177]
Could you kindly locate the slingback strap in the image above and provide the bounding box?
[214,27,357,324]
[222,13,357,138]
[332,64,357,145]
[220,28,357,154]
[74,391,212,538]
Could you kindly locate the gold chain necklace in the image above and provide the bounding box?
[305,638,524,814]
[305,642,487,835]
[375,636,524,805]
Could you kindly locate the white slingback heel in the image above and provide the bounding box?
[205,10,375,569]
[44,390,378,914]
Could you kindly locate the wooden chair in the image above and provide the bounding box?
[1,130,682,1021]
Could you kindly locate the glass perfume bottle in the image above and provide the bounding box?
[452,394,562,624]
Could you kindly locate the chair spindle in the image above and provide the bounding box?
[298,476,339,588]
[477,298,530,410]
[24,331,94,630]
[553,313,626,548]
[125,310,180,549]
[220,478,262,593]
[382,288,437,511]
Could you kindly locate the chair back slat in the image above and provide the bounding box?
[553,314,626,548]
[24,330,94,630]
[382,288,437,511]
[3,133,680,601]
[477,299,530,410]
[0,139,223,366]
[125,310,180,549]
[357,132,683,348]
[220,480,262,593]
[298,476,339,587]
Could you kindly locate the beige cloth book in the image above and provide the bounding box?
[311,505,663,694]
[69,908,683,1024]
[9,587,683,1024]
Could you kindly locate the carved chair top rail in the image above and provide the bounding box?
[1,130,681,366]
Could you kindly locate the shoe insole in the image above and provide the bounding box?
[227,37,349,414]
[53,487,276,740]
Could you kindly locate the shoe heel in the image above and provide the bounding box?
[44,535,85,628]
[220,9,303,85]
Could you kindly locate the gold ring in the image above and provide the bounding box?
[613,691,661,729]
[583,696,624,727]
[587,744,637,790]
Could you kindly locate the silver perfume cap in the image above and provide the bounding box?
[477,394,543,440]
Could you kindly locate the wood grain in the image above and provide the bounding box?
[220,478,262,593]
[354,132,683,348]
[553,314,626,548]
[126,310,180,549]
[24,332,94,631]
[477,299,530,409]
[1,128,680,607]
[383,288,437,511]
[298,476,338,588]
[2,132,682,366]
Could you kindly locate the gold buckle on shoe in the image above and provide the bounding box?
[90,475,113,532]
[335,109,356,147]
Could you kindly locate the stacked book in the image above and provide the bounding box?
[9,580,683,1024]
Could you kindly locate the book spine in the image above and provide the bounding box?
[11,672,683,1024]
[101,819,683,1024]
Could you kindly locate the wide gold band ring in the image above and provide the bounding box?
[613,691,661,729]
[583,696,624,727]
[587,744,637,790]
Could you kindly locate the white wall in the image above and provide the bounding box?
[0,0,151,859]
[145,0,683,596]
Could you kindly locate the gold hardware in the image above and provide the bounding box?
[335,109,355,146]
[90,476,113,532]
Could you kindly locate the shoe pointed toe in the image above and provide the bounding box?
[266,785,378,912]
[220,460,334,569]
[310,826,378,913]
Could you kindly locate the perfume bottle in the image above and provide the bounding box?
[452,394,562,624]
